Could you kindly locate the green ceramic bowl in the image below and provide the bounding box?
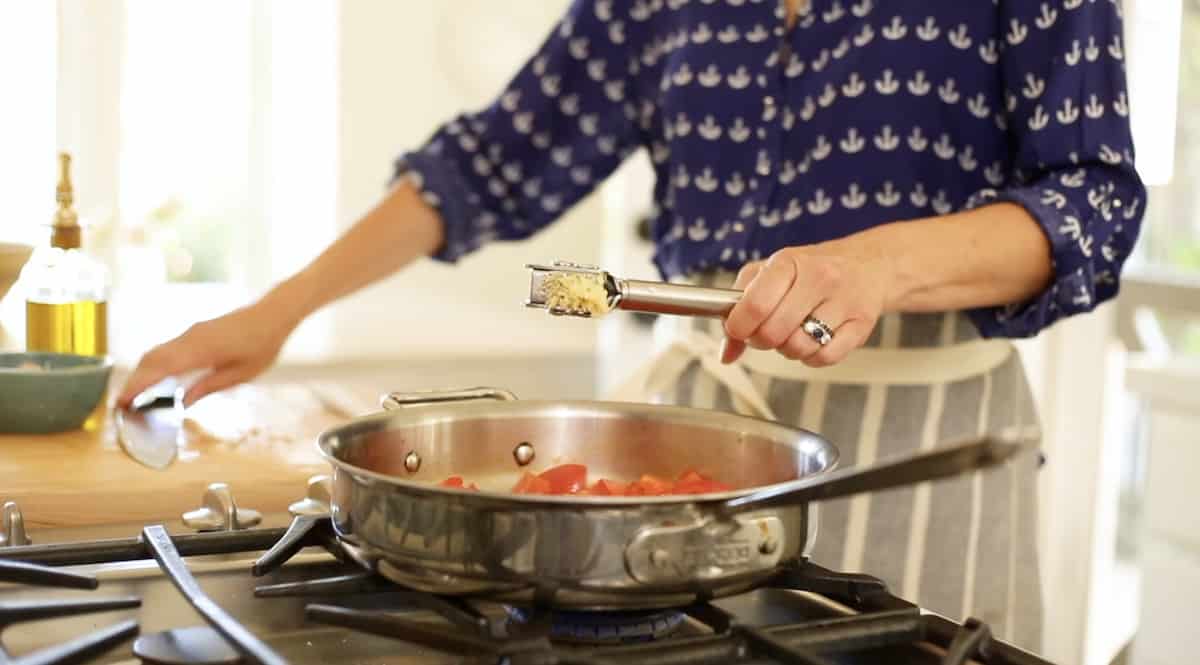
[0,352,114,434]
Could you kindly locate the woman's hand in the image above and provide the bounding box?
[721,242,894,366]
[115,302,296,409]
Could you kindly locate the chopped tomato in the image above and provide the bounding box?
[512,471,553,495]
[589,478,628,496]
[537,464,588,494]
[439,476,465,488]
[628,474,672,496]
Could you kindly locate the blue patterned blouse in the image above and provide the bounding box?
[395,0,1144,338]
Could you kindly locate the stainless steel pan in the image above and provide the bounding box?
[316,387,1024,610]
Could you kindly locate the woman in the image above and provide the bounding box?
[118,0,1143,651]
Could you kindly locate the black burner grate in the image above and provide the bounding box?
[0,558,140,665]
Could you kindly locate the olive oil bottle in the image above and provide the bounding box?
[20,153,111,427]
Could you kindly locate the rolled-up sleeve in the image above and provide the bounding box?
[394,0,644,263]
[965,0,1146,338]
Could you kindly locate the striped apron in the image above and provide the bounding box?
[608,271,1045,653]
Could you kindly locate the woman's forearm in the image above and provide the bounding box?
[835,202,1055,315]
[258,179,444,327]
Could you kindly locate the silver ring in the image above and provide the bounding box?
[802,316,834,346]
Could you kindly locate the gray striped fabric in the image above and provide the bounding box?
[660,273,1045,653]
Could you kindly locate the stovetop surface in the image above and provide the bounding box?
[0,519,1046,665]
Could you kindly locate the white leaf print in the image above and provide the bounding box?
[948,24,971,50]
[851,0,872,18]
[1123,197,1141,220]
[1028,105,1049,131]
[1109,35,1124,60]
[1058,215,1082,240]
[541,193,563,213]
[540,74,561,98]
[874,125,899,151]
[569,37,589,60]
[916,17,939,42]
[559,94,580,116]
[699,64,722,87]
[910,183,929,208]
[1057,98,1079,125]
[673,165,689,189]
[500,90,521,112]
[840,128,865,154]
[908,127,928,152]
[939,78,960,104]
[729,118,751,143]
[875,181,900,207]
[551,146,573,168]
[698,115,722,141]
[907,71,931,96]
[1022,73,1045,100]
[985,161,1005,186]
[882,16,907,41]
[1085,95,1105,119]
[796,155,812,174]
[968,93,991,119]
[596,135,617,155]
[668,0,688,9]
[1085,36,1100,62]
[1064,0,1083,10]
[958,146,978,171]
[1006,18,1027,46]
[932,190,952,214]
[694,168,718,192]
[1006,92,1019,113]
[979,39,999,64]
[533,131,552,149]
[812,49,831,72]
[875,69,899,95]
[782,108,796,130]
[630,0,651,21]
[687,218,710,242]
[778,161,797,185]
[1099,144,1122,165]
[1078,235,1093,259]
[724,173,745,197]
[1059,169,1086,188]
[692,22,712,44]
[674,113,692,137]
[818,83,838,108]
[604,80,625,102]
[759,210,781,228]
[739,200,756,218]
[799,96,817,121]
[651,142,669,164]
[512,112,534,134]
[671,63,692,87]
[1035,2,1057,30]
[472,154,493,177]
[832,38,851,59]
[746,24,769,43]
[571,166,592,185]
[532,56,548,76]
[841,183,867,209]
[824,1,845,23]
[808,189,833,215]
[756,149,771,175]
[854,24,875,47]
[595,0,613,21]
[609,20,625,44]
[1114,92,1129,117]
[842,73,866,97]
[811,135,833,161]
[1065,40,1082,66]
[785,198,804,221]
[1041,189,1067,209]
[933,134,955,160]
[502,162,522,184]
[718,25,740,44]
[786,54,805,78]
[727,66,751,89]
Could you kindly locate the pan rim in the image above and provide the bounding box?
[314,398,840,507]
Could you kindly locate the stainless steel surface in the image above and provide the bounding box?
[181,483,263,532]
[319,386,835,608]
[380,386,518,410]
[0,501,30,547]
[318,387,1025,609]
[523,260,618,317]
[523,259,741,319]
[114,399,181,471]
[287,476,332,517]
[617,279,741,317]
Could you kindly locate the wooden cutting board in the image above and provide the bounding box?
[0,380,375,530]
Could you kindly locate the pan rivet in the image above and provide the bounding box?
[759,536,779,556]
[513,442,536,466]
[650,549,671,569]
[403,451,422,473]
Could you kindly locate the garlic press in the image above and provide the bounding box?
[524,260,742,318]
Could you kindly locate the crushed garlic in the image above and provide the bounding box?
[541,271,612,316]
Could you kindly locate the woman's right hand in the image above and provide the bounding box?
[115,301,296,409]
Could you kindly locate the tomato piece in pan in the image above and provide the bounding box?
[512,471,554,495]
[536,463,588,494]
[588,478,629,496]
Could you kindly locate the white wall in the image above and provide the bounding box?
[326,0,604,360]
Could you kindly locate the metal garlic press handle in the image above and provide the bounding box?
[617,279,742,318]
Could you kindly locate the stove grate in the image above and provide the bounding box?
[0,559,140,665]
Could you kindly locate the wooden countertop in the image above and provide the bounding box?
[0,379,374,530]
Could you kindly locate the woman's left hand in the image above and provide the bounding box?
[721,242,895,366]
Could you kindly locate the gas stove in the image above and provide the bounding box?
[0,488,1054,665]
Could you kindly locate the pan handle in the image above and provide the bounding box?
[718,434,1032,516]
[380,387,519,411]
